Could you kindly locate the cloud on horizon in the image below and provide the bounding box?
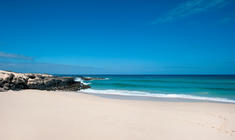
[153,0,230,24]
[165,66,196,69]
[0,51,33,61]
[0,51,99,74]
[0,62,103,74]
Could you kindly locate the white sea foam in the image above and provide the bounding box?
[74,77,91,85]
[81,89,235,103]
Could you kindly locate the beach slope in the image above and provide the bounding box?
[0,90,235,140]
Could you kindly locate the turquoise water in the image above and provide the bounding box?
[75,75,235,103]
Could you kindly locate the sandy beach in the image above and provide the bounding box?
[1,90,235,140]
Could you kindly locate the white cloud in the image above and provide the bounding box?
[0,62,101,74]
[0,52,33,60]
[153,0,230,24]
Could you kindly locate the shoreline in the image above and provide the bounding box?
[82,91,235,104]
[79,89,235,104]
[1,90,235,140]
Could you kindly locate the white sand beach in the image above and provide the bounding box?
[1,90,235,140]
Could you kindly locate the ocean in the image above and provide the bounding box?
[72,75,235,103]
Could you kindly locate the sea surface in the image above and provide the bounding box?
[68,75,235,103]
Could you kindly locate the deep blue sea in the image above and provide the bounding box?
[70,75,235,103]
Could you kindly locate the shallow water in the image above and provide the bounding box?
[66,75,235,103]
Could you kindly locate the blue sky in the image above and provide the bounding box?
[0,0,235,74]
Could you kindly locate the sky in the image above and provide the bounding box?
[0,0,235,74]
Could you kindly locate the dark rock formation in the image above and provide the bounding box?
[80,76,106,81]
[0,70,90,91]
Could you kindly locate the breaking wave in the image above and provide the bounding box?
[81,89,235,103]
[74,77,91,85]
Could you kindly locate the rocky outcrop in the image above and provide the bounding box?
[0,70,90,91]
[80,77,106,81]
